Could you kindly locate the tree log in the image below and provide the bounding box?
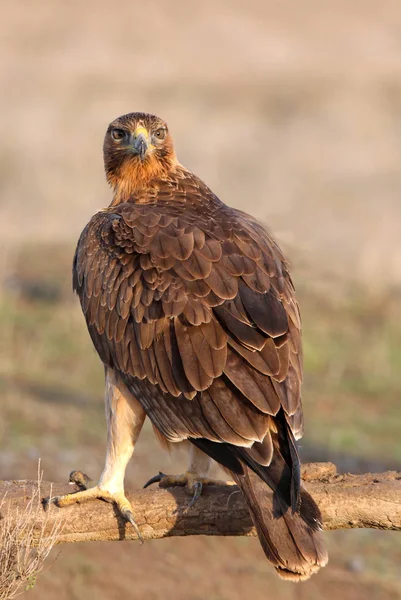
[0,463,400,545]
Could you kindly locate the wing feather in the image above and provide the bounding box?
[73,181,303,466]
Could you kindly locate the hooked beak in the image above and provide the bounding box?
[131,126,149,161]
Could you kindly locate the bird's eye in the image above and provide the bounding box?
[154,128,167,141]
[111,128,126,141]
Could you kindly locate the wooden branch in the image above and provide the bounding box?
[0,463,400,545]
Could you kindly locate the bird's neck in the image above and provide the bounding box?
[107,156,182,206]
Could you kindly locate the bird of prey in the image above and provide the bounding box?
[48,112,327,580]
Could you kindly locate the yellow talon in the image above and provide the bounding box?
[43,473,143,542]
[143,470,235,512]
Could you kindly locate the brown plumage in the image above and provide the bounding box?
[73,112,327,580]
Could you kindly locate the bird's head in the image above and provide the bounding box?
[103,112,177,201]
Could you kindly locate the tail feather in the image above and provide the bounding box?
[231,465,327,581]
[190,426,328,581]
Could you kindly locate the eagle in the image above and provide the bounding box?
[48,112,327,580]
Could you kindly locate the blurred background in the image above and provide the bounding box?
[1,0,401,598]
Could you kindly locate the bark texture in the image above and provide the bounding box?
[0,463,400,545]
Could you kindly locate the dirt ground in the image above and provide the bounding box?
[1,1,401,598]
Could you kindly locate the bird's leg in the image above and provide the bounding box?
[144,444,233,511]
[44,369,146,540]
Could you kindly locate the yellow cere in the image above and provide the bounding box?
[133,126,155,150]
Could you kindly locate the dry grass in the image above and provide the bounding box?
[0,465,61,600]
